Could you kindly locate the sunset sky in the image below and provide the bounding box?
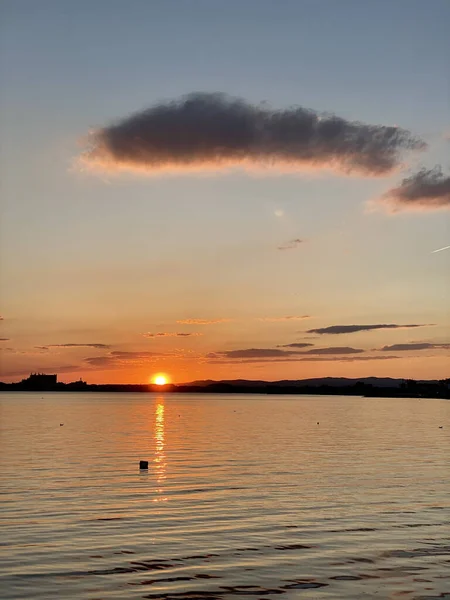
[1,0,449,384]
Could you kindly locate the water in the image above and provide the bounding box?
[0,393,449,600]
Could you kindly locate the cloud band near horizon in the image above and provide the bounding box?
[79,93,424,177]
[307,323,433,335]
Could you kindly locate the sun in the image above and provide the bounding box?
[152,374,170,386]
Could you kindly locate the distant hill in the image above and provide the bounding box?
[182,377,418,389]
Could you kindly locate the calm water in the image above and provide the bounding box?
[0,393,449,600]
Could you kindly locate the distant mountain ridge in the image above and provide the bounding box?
[182,377,433,389]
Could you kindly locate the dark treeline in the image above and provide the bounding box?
[0,377,449,399]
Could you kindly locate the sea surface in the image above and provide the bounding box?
[0,393,449,600]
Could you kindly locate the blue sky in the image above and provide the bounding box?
[0,0,449,383]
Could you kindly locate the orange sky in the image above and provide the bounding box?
[1,2,449,384]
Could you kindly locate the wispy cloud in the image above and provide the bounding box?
[83,349,193,369]
[209,355,399,364]
[307,323,432,335]
[278,239,303,251]
[84,350,160,368]
[1,348,47,356]
[209,348,291,359]
[176,318,231,325]
[378,342,450,352]
[209,346,363,360]
[35,343,111,350]
[143,332,202,338]
[258,315,311,322]
[79,92,424,177]
[0,365,82,377]
[376,167,450,212]
[277,343,314,349]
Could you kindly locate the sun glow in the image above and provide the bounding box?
[152,374,169,386]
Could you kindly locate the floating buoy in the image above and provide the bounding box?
[60,423,64,426]
[139,460,149,469]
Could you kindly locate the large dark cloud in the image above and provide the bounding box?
[378,342,450,352]
[307,323,432,335]
[378,167,450,212]
[80,93,424,176]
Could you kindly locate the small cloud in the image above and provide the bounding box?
[78,92,424,177]
[274,209,285,218]
[278,238,304,251]
[378,342,450,351]
[375,167,450,213]
[304,346,364,355]
[176,318,231,325]
[258,315,311,322]
[307,323,432,335]
[211,348,290,359]
[143,332,202,338]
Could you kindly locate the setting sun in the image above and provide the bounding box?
[152,374,170,386]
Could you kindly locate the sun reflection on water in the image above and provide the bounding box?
[153,400,167,501]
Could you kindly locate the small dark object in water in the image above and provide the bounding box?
[317,422,319,425]
[60,423,64,426]
[139,460,149,469]
[439,426,443,429]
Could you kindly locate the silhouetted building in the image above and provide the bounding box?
[21,373,57,389]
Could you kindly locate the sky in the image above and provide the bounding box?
[0,0,449,384]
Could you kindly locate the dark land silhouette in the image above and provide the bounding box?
[0,373,449,399]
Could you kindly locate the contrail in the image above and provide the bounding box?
[431,245,450,253]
